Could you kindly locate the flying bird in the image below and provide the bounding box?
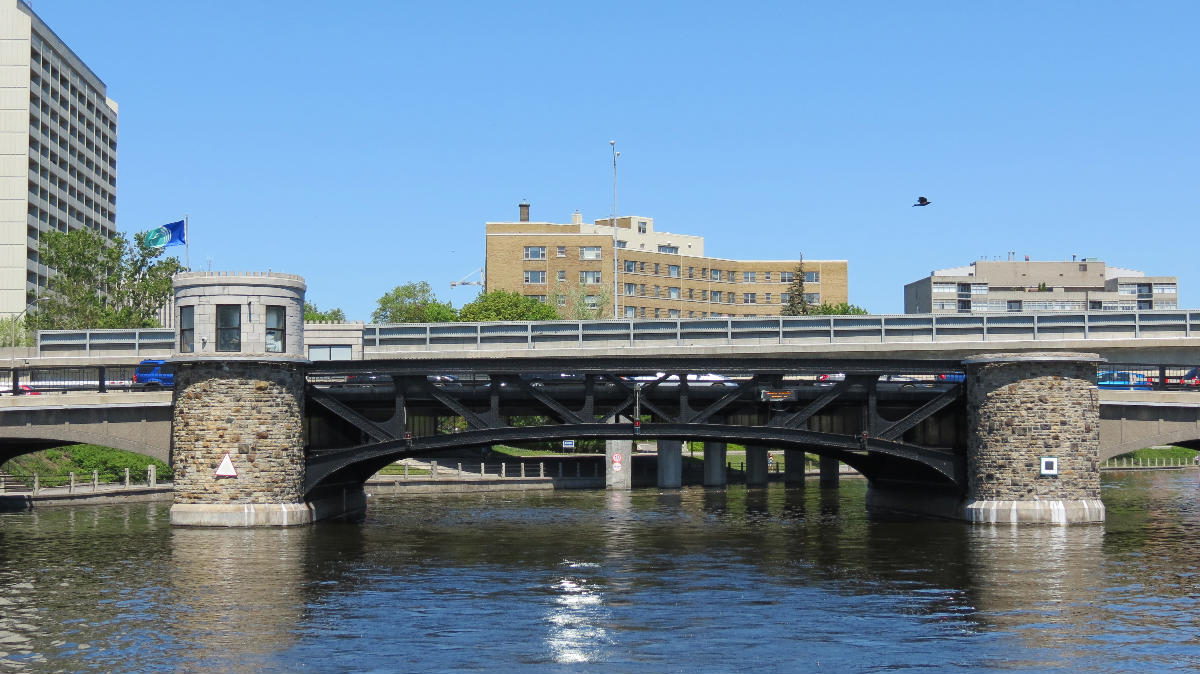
[912,196,932,207]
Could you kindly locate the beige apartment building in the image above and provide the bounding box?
[485,203,848,319]
[0,1,118,317]
[904,259,1180,314]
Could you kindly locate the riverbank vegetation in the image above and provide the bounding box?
[1,445,171,487]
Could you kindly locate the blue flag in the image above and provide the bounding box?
[144,220,186,248]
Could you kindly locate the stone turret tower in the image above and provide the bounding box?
[168,271,314,526]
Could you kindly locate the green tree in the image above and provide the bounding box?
[555,282,612,320]
[808,302,870,315]
[780,255,810,316]
[0,315,31,347]
[457,290,559,321]
[371,281,457,323]
[27,228,184,331]
[304,301,347,322]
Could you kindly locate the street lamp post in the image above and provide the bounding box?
[610,140,620,319]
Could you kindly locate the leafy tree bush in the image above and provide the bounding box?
[372,281,457,323]
[458,290,559,321]
[304,301,347,322]
[28,228,184,330]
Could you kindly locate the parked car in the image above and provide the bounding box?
[132,360,175,390]
[0,384,39,395]
[1097,370,1152,391]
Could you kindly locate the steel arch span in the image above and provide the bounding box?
[303,422,964,496]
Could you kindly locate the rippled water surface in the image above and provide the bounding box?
[2,471,1198,673]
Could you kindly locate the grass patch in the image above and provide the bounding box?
[1112,446,1198,461]
[2,444,172,487]
[377,463,431,476]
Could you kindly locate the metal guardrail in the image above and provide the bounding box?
[361,310,1200,352]
[33,310,1200,358]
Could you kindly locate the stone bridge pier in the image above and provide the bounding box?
[960,352,1104,524]
[168,272,362,527]
[865,352,1105,524]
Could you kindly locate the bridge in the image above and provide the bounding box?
[4,272,1199,528]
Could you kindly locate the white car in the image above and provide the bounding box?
[628,373,735,387]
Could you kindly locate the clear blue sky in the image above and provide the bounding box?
[33,1,1199,320]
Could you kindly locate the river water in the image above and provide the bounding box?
[1,470,1198,673]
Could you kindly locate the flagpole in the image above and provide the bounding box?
[184,214,190,269]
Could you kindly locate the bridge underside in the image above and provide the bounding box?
[302,364,970,503]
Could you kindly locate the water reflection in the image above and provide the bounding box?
[168,527,310,674]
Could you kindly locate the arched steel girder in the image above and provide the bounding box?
[303,422,964,496]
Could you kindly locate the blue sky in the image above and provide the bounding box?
[33,1,1199,320]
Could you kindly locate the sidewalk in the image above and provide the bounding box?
[0,481,173,510]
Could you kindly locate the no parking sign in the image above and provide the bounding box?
[611,452,624,472]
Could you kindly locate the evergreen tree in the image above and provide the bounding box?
[780,254,810,316]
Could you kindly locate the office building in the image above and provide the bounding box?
[0,1,118,316]
[904,259,1179,314]
[485,203,848,319]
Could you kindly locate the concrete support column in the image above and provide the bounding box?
[605,437,634,490]
[784,449,806,484]
[703,440,727,487]
[745,445,769,487]
[962,352,1104,524]
[657,439,682,489]
[819,454,840,487]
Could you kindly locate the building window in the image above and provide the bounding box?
[654,308,660,318]
[524,246,546,260]
[804,293,820,304]
[1154,283,1177,294]
[1008,300,1022,312]
[639,262,646,272]
[639,307,646,317]
[654,263,660,274]
[711,269,722,281]
[743,293,756,304]
[580,271,603,284]
[780,271,794,283]
[178,305,194,353]
[216,304,241,352]
[804,271,820,283]
[712,291,723,303]
[687,267,694,279]
[653,285,660,297]
[638,220,647,233]
[555,294,566,307]
[624,260,636,273]
[971,283,988,295]
[668,265,680,278]
[688,289,694,300]
[585,295,599,309]
[525,295,548,303]
[743,271,756,282]
[701,290,709,301]
[780,293,789,304]
[668,309,680,318]
[580,246,602,260]
[524,270,546,284]
[1118,284,1137,295]
[624,283,637,296]
[615,240,627,249]
[932,282,956,294]
[765,293,772,303]
[625,306,636,318]
[658,245,678,254]
[556,246,566,257]
[556,270,566,282]
[265,305,286,353]
[308,345,352,361]
[668,287,681,299]
[764,272,772,281]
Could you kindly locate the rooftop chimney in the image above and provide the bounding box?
[519,201,530,222]
[572,210,583,225]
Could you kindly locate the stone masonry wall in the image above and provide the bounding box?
[967,358,1100,502]
[172,361,305,505]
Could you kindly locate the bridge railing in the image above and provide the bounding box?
[362,311,1200,353]
[32,310,1200,359]
[0,365,136,394]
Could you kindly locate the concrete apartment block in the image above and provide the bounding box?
[485,203,848,319]
[0,1,118,317]
[905,259,1180,314]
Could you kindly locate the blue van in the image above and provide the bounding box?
[133,359,175,390]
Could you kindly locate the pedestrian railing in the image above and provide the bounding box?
[0,464,164,495]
